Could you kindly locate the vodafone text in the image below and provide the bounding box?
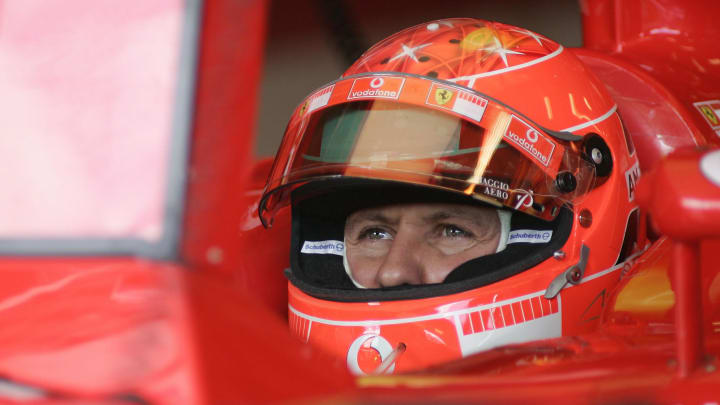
[349,89,398,99]
[506,129,550,165]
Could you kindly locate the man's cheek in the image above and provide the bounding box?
[348,254,382,278]
[351,265,381,288]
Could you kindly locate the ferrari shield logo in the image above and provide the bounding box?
[435,88,454,105]
[425,83,489,122]
[694,100,720,129]
[700,105,719,126]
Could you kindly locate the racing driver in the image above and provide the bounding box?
[260,18,644,375]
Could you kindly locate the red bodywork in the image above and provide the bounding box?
[0,0,719,404]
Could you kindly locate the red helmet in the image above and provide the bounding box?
[260,19,644,374]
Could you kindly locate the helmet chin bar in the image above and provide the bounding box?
[544,244,590,299]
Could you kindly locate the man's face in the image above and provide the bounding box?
[344,203,500,288]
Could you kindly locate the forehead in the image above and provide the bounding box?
[347,202,496,223]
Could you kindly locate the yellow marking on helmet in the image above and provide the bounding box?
[460,28,496,51]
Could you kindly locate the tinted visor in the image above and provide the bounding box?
[260,74,595,225]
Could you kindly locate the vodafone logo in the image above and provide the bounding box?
[347,76,405,100]
[346,334,395,375]
[525,128,539,143]
[504,115,557,168]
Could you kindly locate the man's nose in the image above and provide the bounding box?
[375,232,425,287]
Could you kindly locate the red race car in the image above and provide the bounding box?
[0,1,718,404]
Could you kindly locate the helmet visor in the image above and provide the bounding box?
[260,74,595,225]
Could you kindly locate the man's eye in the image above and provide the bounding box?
[441,224,472,238]
[360,228,393,240]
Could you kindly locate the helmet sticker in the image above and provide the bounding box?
[433,87,454,106]
[425,82,488,122]
[455,293,560,357]
[303,84,334,115]
[513,189,534,210]
[347,76,406,100]
[507,229,553,244]
[346,334,396,375]
[625,161,641,202]
[301,240,345,256]
[478,176,510,200]
[693,100,720,130]
[504,115,558,169]
[289,311,311,343]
